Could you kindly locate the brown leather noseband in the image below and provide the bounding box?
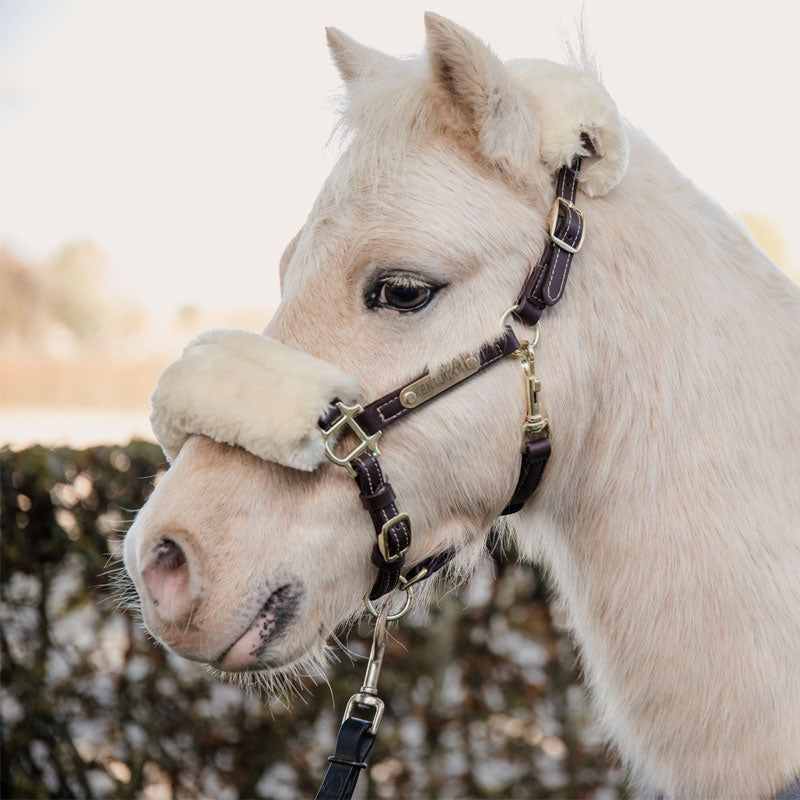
[318,158,584,602]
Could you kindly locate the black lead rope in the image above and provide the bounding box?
[314,161,584,800]
[315,717,376,800]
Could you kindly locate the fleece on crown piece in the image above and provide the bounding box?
[150,328,360,471]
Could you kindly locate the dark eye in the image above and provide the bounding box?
[366,274,442,313]
[379,282,431,310]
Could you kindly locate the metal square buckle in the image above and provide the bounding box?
[547,197,584,254]
[377,513,411,563]
[319,401,381,477]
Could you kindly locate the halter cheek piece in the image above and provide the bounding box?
[315,159,584,800]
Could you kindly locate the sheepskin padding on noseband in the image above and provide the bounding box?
[150,328,359,470]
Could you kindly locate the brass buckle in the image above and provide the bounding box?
[318,401,381,477]
[547,197,584,254]
[377,513,411,563]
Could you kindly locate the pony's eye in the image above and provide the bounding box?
[367,275,442,313]
[379,282,432,311]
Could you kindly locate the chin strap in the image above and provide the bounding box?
[315,160,584,800]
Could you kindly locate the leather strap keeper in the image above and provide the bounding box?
[360,484,396,512]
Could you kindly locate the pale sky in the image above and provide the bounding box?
[1,0,799,314]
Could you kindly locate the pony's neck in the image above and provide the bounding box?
[510,129,800,798]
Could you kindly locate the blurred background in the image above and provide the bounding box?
[1,1,798,798]
[1,0,798,447]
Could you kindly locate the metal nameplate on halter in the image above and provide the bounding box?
[547,197,584,254]
[319,401,381,477]
[399,353,480,409]
[377,513,411,563]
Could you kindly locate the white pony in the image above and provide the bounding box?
[124,14,800,799]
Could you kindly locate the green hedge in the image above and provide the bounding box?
[1,443,625,799]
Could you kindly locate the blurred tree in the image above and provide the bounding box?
[0,242,148,361]
[0,247,49,353]
[43,241,109,344]
[178,304,200,329]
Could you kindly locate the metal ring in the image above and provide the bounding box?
[364,585,414,621]
[499,306,542,343]
[499,303,520,330]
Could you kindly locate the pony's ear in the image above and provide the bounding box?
[424,12,538,181]
[511,59,630,197]
[326,27,395,84]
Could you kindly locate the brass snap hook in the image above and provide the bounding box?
[515,322,540,352]
[517,329,549,445]
[342,605,388,734]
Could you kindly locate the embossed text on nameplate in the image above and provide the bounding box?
[399,353,480,408]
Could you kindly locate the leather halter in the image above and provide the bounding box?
[317,158,584,602]
[318,331,521,599]
[314,160,584,800]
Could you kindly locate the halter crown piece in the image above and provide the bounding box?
[314,159,584,800]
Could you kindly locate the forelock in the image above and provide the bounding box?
[326,55,445,196]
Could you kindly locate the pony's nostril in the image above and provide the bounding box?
[154,538,186,571]
[142,537,194,624]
